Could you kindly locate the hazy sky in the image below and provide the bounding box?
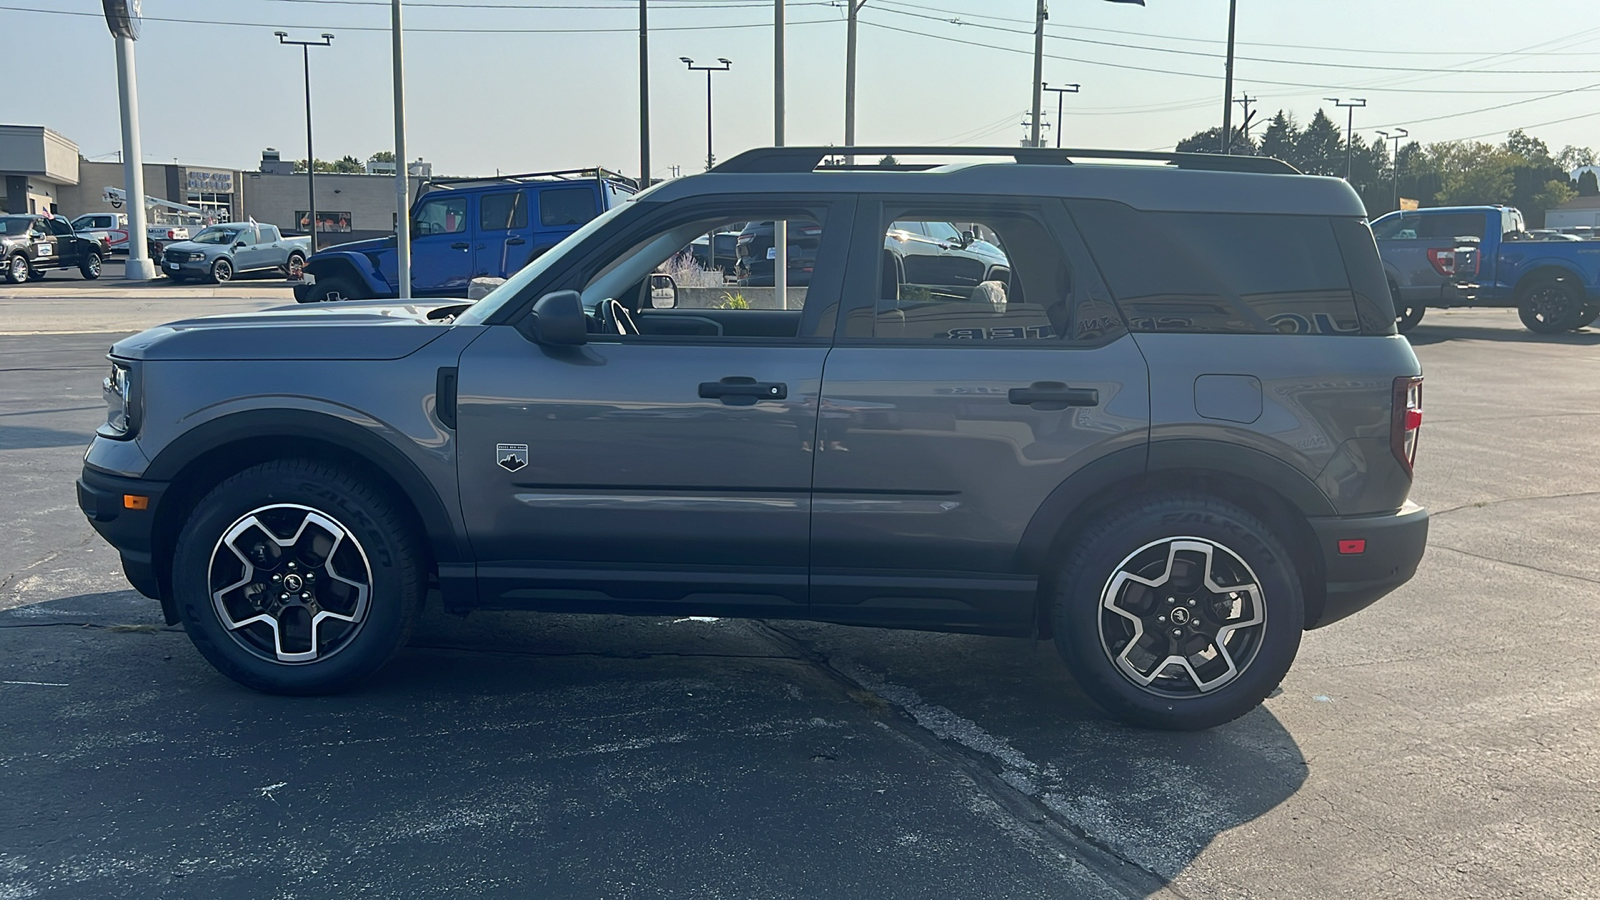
[11,0,1600,180]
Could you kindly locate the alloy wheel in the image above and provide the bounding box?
[208,504,373,664]
[8,256,26,283]
[1098,537,1267,697]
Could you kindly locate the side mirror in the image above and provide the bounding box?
[234,241,247,248]
[649,273,678,309]
[525,290,588,346]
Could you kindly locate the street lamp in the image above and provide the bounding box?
[277,31,335,253]
[1325,97,1367,181]
[681,57,732,171]
[1041,82,1079,148]
[1376,127,1409,212]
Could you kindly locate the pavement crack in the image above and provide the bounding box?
[1430,544,1600,586]
[1429,489,1600,519]
[0,533,99,598]
[748,620,1180,899]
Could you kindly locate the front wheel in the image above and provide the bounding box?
[80,251,103,280]
[298,274,364,303]
[1051,493,1305,730]
[171,459,424,694]
[210,257,234,284]
[4,254,29,284]
[1518,276,1583,334]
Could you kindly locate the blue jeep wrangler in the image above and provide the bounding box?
[295,168,636,303]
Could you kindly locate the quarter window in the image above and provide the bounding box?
[539,188,598,227]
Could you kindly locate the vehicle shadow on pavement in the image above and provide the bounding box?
[0,424,103,451]
[1406,323,1600,346]
[0,591,1305,898]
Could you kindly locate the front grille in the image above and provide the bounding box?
[164,250,189,263]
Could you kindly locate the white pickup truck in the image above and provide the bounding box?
[69,212,192,255]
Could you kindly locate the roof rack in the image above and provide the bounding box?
[428,167,638,190]
[712,146,1300,176]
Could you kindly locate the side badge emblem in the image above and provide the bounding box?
[496,443,528,473]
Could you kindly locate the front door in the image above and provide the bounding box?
[811,197,1150,634]
[45,217,78,268]
[232,225,271,272]
[455,193,855,617]
[410,193,475,294]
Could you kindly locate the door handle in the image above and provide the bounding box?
[451,241,470,250]
[506,237,527,246]
[1008,382,1099,410]
[699,376,787,405]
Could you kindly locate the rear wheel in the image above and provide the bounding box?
[1573,300,1599,331]
[1051,493,1304,730]
[1392,281,1425,332]
[80,250,103,280]
[284,252,305,279]
[4,254,29,284]
[171,459,424,694]
[1517,275,1583,334]
[298,274,364,303]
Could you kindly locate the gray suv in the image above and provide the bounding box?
[77,147,1428,730]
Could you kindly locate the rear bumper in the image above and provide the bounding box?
[77,466,169,605]
[1306,501,1429,628]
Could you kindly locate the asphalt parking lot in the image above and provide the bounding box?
[3,294,1598,899]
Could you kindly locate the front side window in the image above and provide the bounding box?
[48,217,73,236]
[480,191,528,231]
[193,227,245,245]
[539,188,598,227]
[414,196,468,235]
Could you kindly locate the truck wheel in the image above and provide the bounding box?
[283,253,306,279]
[1396,302,1425,332]
[80,250,103,280]
[210,257,234,284]
[1517,276,1583,334]
[1573,301,1599,331]
[4,254,29,284]
[1050,493,1304,731]
[300,275,364,303]
[27,269,47,282]
[170,459,424,694]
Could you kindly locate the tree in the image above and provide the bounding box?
[1296,109,1343,176]
[1430,141,1519,206]
[1175,126,1254,155]
[1530,179,1576,226]
[1257,110,1300,168]
[368,150,396,164]
[1579,170,1600,197]
[1504,129,1553,166]
[879,155,899,166]
[1555,145,1597,172]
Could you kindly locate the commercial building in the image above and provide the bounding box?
[0,125,80,215]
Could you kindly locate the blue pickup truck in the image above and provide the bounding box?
[1373,205,1600,333]
[295,169,636,303]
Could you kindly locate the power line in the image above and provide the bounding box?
[256,0,827,9]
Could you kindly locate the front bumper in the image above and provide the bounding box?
[77,466,169,607]
[1306,501,1429,628]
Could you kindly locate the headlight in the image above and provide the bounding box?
[102,360,139,438]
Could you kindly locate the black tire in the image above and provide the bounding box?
[27,269,47,282]
[1517,275,1583,334]
[170,459,424,694]
[210,257,234,284]
[4,254,29,284]
[284,252,305,279]
[1572,301,1599,331]
[1391,282,1425,332]
[1051,493,1305,731]
[80,250,103,280]
[299,274,364,303]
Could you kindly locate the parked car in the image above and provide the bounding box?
[78,146,1427,731]
[1373,205,1600,332]
[0,214,109,283]
[160,222,311,283]
[295,168,636,303]
[733,219,1010,288]
[70,213,130,253]
[688,231,740,274]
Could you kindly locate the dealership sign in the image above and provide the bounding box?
[186,169,234,194]
[101,0,142,40]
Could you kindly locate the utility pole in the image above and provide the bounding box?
[844,0,865,161]
[1325,97,1367,180]
[1029,0,1047,148]
[277,31,335,253]
[1220,0,1237,154]
[775,0,787,309]
[682,57,732,170]
[1376,127,1409,211]
[639,0,650,188]
[1042,83,1079,148]
[391,1,411,299]
[1233,92,1256,148]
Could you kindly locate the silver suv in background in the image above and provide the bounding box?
[160,222,311,283]
[77,146,1427,731]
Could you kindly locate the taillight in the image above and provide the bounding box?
[1426,248,1456,277]
[1391,375,1423,476]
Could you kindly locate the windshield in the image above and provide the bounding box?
[192,227,243,245]
[454,200,635,326]
[0,217,30,236]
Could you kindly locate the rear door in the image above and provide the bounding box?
[811,196,1149,634]
[410,192,475,293]
[474,189,530,279]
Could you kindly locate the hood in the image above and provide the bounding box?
[312,236,394,257]
[111,299,473,362]
[162,240,216,255]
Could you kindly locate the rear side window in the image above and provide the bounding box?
[1372,212,1485,241]
[539,188,598,227]
[479,191,528,231]
[1067,200,1360,335]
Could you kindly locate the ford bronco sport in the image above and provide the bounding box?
[78,147,1428,730]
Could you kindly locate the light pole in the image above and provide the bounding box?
[681,57,732,171]
[1325,97,1367,180]
[390,2,411,299]
[639,1,651,187]
[1376,127,1409,212]
[1042,83,1079,148]
[1220,0,1237,154]
[277,31,334,253]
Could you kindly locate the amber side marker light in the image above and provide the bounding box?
[123,495,149,510]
